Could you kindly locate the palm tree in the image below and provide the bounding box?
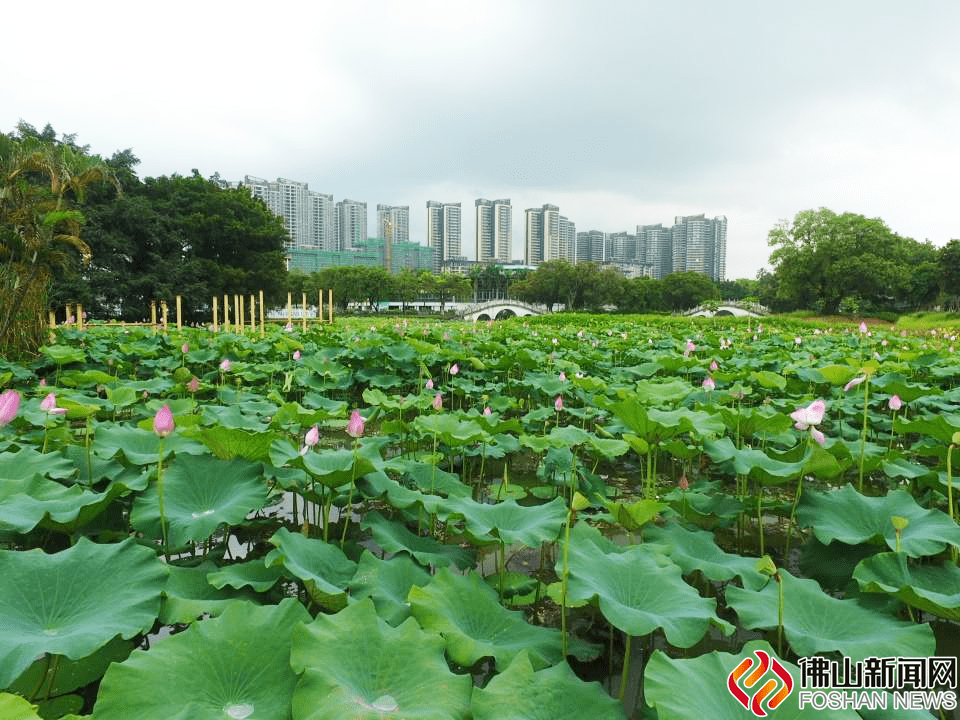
[0,128,119,352]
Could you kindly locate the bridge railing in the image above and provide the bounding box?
[458,300,551,318]
[682,300,770,316]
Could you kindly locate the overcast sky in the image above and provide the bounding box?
[7,0,959,279]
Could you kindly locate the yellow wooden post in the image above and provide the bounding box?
[150,301,157,326]
[65,303,73,325]
[287,293,293,327]
[301,293,307,331]
[318,290,323,324]
[77,304,84,331]
[249,294,255,328]
[212,296,219,332]
[239,295,245,332]
[328,289,333,323]
[48,311,56,329]
[258,290,265,337]
[223,294,230,332]
[161,301,168,330]
[176,296,182,329]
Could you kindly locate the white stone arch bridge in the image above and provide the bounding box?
[683,301,769,318]
[458,300,549,322]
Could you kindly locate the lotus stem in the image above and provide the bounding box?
[560,504,573,658]
[157,438,169,562]
[858,376,870,492]
[776,572,784,656]
[784,475,803,561]
[340,443,360,550]
[949,444,957,564]
[619,633,632,704]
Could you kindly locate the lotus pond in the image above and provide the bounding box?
[1,315,959,719]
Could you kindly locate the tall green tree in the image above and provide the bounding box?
[767,208,935,314]
[0,125,119,352]
[659,271,719,311]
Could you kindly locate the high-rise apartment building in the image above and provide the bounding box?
[426,201,462,271]
[576,230,606,263]
[475,199,512,263]
[671,215,727,281]
[336,199,367,251]
[637,223,673,279]
[241,176,334,251]
[524,204,575,265]
[376,205,410,245]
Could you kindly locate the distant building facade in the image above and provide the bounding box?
[426,200,463,271]
[376,205,410,245]
[241,176,335,252]
[524,204,575,265]
[336,199,367,251]
[475,198,512,263]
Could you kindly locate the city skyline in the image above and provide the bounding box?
[235,175,727,279]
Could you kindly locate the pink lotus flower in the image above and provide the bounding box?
[483,407,492,416]
[219,358,231,372]
[432,393,443,411]
[702,377,715,392]
[300,424,320,455]
[0,390,21,427]
[889,394,903,411]
[791,399,827,446]
[153,405,175,438]
[39,378,46,387]
[425,378,434,390]
[181,343,189,353]
[678,475,689,491]
[347,409,365,438]
[450,363,459,376]
[559,372,566,381]
[187,377,200,393]
[40,393,68,415]
[790,399,826,430]
[859,322,868,334]
[555,395,563,412]
[844,375,866,393]
[710,360,719,371]
[293,350,301,361]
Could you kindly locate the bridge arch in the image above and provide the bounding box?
[458,300,548,322]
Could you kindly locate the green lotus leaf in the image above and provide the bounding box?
[201,404,275,431]
[41,345,86,366]
[643,521,767,590]
[703,437,802,483]
[188,426,279,462]
[0,446,76,481]
[0,473,121,534]
[412,413,486,446]
[644,639,859,719]
[895,413,960,444]
[384,457,472,498]
[93,425,207,465]
[265,528,357,611]
[358,470,449,518]
[548,425,593,447]
[796,484,960,557]
[472,650,625,720]
[647,407,725,437]
[361,511,475,570]
[726,570,935,661]
[881,455,938,481]
[750,369,787,391]
[160,562,264,624]
[207,558,284,592]
[408,567,572,670]
[563,522,732,647]
[0,537,166,689]
[0,693,42,720]
[445,496,567,547]
[8,636,133,704]
[94,599,309,720]
[290,598,472,720]
[797,538,880,592]
[301,448,377,489]
[347,551,432,626]
[633,379,694,406]
[853,552,960,621]
[131,454,267,546]
[606,499,669,531]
